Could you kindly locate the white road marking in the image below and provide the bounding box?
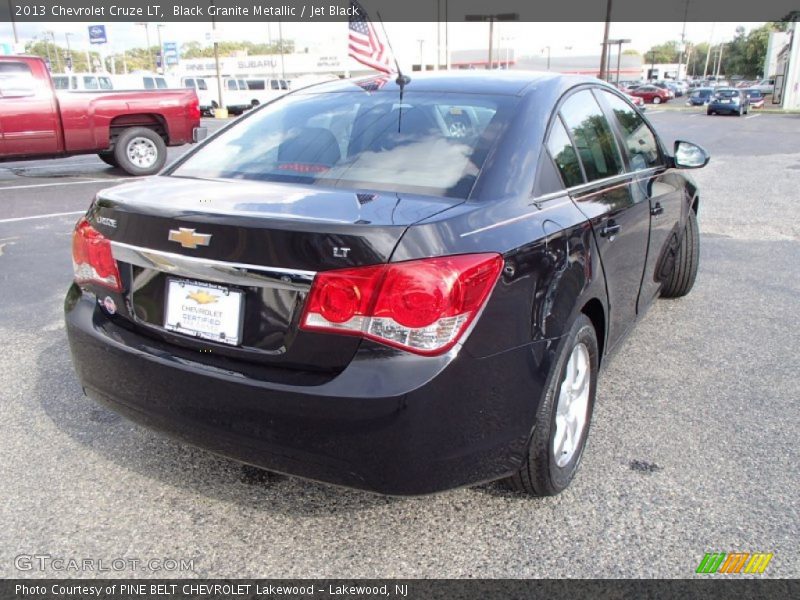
[745,113,762,120]
[646,110,664,115]
[0,177,135,191]
[0,210,84,224]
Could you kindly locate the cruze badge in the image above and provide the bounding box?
[168,228,212,249]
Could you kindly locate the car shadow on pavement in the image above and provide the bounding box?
[37,337,405,515]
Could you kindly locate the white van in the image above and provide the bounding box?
[245,77,290,106]
[221,78,254,114]
[113,73,172,90]
[52,73,114,91]
[180,76,216,115]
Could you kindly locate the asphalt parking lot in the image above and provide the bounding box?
[1,109,798,579]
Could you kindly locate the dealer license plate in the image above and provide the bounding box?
[164,278,244,346]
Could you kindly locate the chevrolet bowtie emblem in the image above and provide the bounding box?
[187,290,218,305]
[168,228,211,249]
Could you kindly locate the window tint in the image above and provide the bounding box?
[547,118,584,187]
[247,80,265,90]
[237,79,248,89]
[52,75,69,90]
[143,77,155,89]
[197,79,208,90]
[226,80,237,90]
[271,80,280,90]
[184,78,195,87]
[156,78,168,89]
[600,91,662,171]
[83,76,99,90]
[0,62,37,97]
[98,76,113,90]
[559,90,623,182]
[280,81,289,90]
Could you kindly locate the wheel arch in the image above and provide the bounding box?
[581,298,606,365]
[108,114,169,147]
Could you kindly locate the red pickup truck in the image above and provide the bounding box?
[0,56,205,175]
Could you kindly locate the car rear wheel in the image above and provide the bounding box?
[653,96,662,104]
[97,151,118,168]
[661,210,700,298]
[113,127,167,176]
[504,314,599,496]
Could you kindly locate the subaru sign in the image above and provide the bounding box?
[88,25,107,45]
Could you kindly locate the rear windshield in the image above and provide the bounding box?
[714,89,738,98]
[171,90,518,199]
[746,89,762,97]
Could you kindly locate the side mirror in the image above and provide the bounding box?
[673,140,710,169]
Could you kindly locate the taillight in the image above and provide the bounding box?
[72,218,122,292]
[187,97,201,121]
[300,253,503,356]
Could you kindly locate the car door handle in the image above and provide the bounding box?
[651,202,664,217]
[600,221,621,238]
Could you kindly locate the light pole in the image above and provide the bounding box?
[607,38,631,84]
[64,33,74,71]
[47,31,61,72]
[209,0,223,112]
[136,22,154,71]
[41,33,52,70]
[542,46,551,70]
[418,39,425,71]
[465,13,518,70]
[156,24,165,73]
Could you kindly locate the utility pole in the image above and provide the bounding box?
[715,43,724,79]
[41,33,52,69]
[418,39,425,70]
[599,0,613,79]
[136,22,153,71]
[676,0,690,80]
[542,46,551,70]
[608,38,631,84]
[703,22,715,79]
[464,13,518,71]
[8,0,19,45]
[444,0,449,70]
[436,0,440,70]
[209,0,223,112]
[278,20,285,79]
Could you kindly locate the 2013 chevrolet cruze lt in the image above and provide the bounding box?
[65,72,709,496]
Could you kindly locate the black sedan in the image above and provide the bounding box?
[65,72,709,496]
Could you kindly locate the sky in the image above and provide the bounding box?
[3,20,764,67]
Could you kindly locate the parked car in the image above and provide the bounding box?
[65,71,709,496]
[630,85,671,104]
[752,78,775,94]
[744,88,765,109]
[707,88,749,116]
[0,56,204,175]
[52,73,114,91]
[687,87,714,106]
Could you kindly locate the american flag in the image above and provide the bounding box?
[355,73,391,93]
[348,0,394,74]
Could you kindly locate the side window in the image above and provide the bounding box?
[599,91,662,171]
[546,117,584,187]
[197,79,208,90]
[238,79,248,90]
[71,76,77,89]
[156,78,168,89]
[52,76,69,90]
[559,90,623,182]
[184,78,195,88]
[143,77,155,89]
[98,76,113,90]
[83,76,99,90]
[226,80,237,91]
[271,80,280,90]
[0,62,37,97]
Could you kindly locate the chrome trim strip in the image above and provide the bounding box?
[567,167,662,197]
[111,241,316,291]
[459,198,572,238]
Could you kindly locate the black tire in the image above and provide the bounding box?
[113,127,167,176]
[505,314,599,497]
[707,109,713,115]
[97,151,118,167]
[661,210,700,298]
[251,99,260,107]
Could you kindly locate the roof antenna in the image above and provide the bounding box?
[376,11,410,90]
[375,12,409,133]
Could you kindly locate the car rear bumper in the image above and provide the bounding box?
[65,286,555,495]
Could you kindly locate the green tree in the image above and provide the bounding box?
[644,41,681,64]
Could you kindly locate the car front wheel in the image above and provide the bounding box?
[505,314,599,496]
